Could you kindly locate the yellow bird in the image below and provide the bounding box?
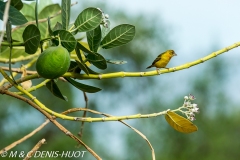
[146,50,177,69]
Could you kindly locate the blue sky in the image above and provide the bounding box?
[104,0,240,56]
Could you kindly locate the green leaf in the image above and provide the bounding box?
[10,0,23,10]
[87,25,101,52]
[65,77,101,93]
[38,0,53,14]
[76,42,94,55]
[101,24,135,49]
[21,3,35,21]
[74,7,102,32]
[61,0,70,30]
[0,46,30,60]
[22,24,40,54]
[35,0,38,27]
[68,61,81,73]
[106,59,127,65]
[75,60,89,75]
[53,22,62,31]
[53,30,77,52]
[75,44,84,62]
[47,17,53,36]
[46,80,68,101]
[0,1,28,25]
[86,67,100,74]
[87,53,107,70]
[38,4,61,38]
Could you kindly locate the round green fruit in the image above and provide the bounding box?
[36,46,70,79]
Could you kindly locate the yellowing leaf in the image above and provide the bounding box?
[70,42,91,67]
[165,111,198,133]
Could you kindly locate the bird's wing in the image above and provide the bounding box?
[151,52,164,65]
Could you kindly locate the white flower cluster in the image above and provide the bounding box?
[183,94,199,121]
[97,8,110,28]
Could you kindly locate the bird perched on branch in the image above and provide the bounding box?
[146,50,177,69]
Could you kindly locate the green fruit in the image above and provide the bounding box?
[36,46,70,79]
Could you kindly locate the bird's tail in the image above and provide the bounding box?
[146,65,153,69]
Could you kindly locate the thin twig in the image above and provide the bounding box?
[0,120,49,154]
[62,108,156,160]
[0,88,102,160]
[78,92,88,138]
[23,139,46,160]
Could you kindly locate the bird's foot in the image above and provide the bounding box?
[156,68,161,75]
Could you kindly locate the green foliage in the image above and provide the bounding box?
[61,0,70,30]
[74,7,102,32]
[101,24,135,49]
[87,25,102,52]
[10,0,23,11]
[64,77,102,93]
[46,80,68,101]
[53,30,76,52]
[22,24,40,54]
[0,1,27,25]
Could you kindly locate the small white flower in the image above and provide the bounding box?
[189,94,196,100]
[184,101,191,107]
[184,96,189,100]
[189,116,196,121]
[105,14,109,19]
[189,112,195,116]
[192,103,198,108]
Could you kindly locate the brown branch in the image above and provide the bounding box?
[0,88,102,160]
[78,92,88,138]
[1,66,37,75]
[23,139,46,160]
[0,119,49,154]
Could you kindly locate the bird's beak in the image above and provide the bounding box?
[173,53,177,56]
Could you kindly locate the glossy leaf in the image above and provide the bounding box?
[87,25,101,52]
[0,46,30,60]
[61,0,70,30]
[87,53,107,70]
[53,30,77,52]
[76,42,94,55]
[20,3,34,21]
[68,61,81,74]
[46,80,68,101]
[101,24,135,49]
[47,17,53,36]
[75,60,89,75]
[65,77,101,93]
[22,24,40,54]
[86,66,100,74]
[10,0,23,10]
[165,111,198,133]
[0,1,28,25]
[38,0,53,13]
[38,4,61,38]
[34,0,38,27]
[53,22,63,31]
[74,7,102,32]
[106,59,127,65]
